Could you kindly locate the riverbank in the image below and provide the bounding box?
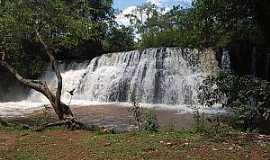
[2,104,196,132]
[1,104,270,159]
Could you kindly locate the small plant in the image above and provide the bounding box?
[193,110,232,136]
[143,109,159,132]
[206,116,234,137]
[129,90,144,131]
[34,105,51,126]
[165,119,176,132]
[192,108,207,133]
[129,89,159,132]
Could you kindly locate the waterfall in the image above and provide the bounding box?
[25,48,207,106]
[221,49,231,72]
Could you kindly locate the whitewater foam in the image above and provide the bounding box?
[0,48,222,116]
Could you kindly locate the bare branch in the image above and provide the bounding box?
[0,60,45,92]
[36,30,49,52]
[35,30,65,119]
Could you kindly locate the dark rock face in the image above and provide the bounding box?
[217,41,270,81]
[56,40,104,61]
[0,68,29,102]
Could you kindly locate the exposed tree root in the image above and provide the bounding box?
[0,117,99,132]
[0,118,31,129]
[34,118,93,131]
[36,119,103,132]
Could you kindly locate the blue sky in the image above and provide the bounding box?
[113,0,193,10]
[113,0,145,10]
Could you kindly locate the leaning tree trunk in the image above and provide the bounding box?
[0,32,73,121]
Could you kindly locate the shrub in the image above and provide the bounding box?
[129,92,159,132]
[198,72,270,133]
[129,102,144,131]
[143,109,159,132]
[192,109,207,133]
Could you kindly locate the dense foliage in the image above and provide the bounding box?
[0,0,135,77]
[199,72,270,132]
[104,25,135,52]
[127,0,269,49]
[1,0,269,77]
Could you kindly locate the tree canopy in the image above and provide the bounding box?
[0,0,135,77]
[0,0,269,77]
[127,0,269,49]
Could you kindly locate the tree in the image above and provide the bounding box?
[191,0,270,48]
[127,0,269,49]
[104,25,135,52]
[126,4,200,48]
[0,0,110,123]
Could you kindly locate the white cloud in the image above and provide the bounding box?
[115,0,193,26]
[115,6,138,26]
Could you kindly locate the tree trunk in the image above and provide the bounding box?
[0,32,73,120]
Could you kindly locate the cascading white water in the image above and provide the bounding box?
[1,47,228,117]
[27,62,90,103]
[26,48,205,106]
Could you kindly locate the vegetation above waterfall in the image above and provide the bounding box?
[127,0,270,49]
[0,0,269,77]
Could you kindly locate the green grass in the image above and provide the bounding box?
[86,131,200,160]
[266,144,270,152]
[0,127,269,160]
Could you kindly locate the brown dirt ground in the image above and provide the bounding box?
[0,129,270,160]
